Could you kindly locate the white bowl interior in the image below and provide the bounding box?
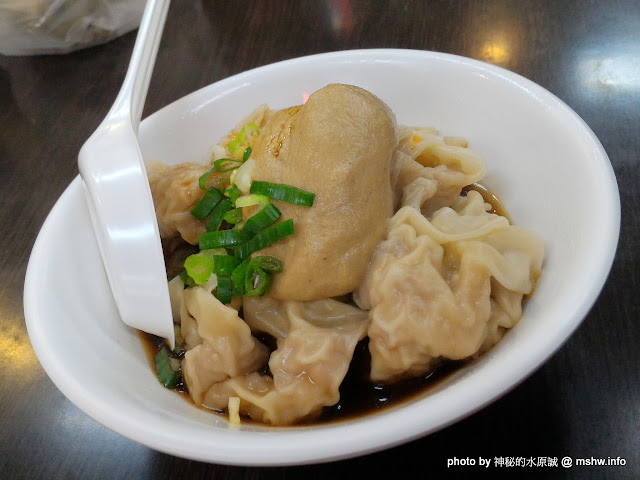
[24,50,619,465]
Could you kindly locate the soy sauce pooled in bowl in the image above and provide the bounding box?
[140,331,471,424]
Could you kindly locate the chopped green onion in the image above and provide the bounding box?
[235,194,270,209]
[242,203,281,237]
[235,128,246,144]
[223,208,243,224]
[184,254,215,284]
[198,168,215,190]
[231,258,251,297]
[244,265,272,297]
[228,124,260,158]
[224,184,242,204]
[215,275,233,304]
[198,248,227,258]
[250,181,315,207]
[251,256,284,273]
[205,199,233,232]
[179,270,195,288]
[214,158,243,172]
[199,229,249,250]
[154,348,181,389]
[190,187,223,221]
[227,139,241,155]
[234,219,294,259]
[233,158,255,194]
[213,255,241,276]
[230,257,282,297]
[242,147,252,162]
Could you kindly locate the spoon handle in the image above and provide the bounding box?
[110,0,171,129]
[78,0,175,348]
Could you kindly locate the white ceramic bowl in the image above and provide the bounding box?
[24,49,620,466]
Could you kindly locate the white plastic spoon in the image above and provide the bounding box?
[78,0,174,349]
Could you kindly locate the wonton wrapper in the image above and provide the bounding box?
[392,126,487,215]
[241,295,289,339]
[356,191,544,383]
[147,161,215,245]
[202,298,369,425]
[180,288,269,406]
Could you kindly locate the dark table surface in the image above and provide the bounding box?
[2,1,639,479]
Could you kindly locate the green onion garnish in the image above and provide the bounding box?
[224,184,242,204]
[199,229,249,250]
[197,248,228,258]
[251,256,284,273]
[227,139,241,155]
[235,194,270,209]
[250,181,315,207]
[231,128,246,151]
[215,275,233,304]
[198,168,215,190]
[214,158,243,172]
[244,264,272,297]
[154,348,181,389]
[242,146,252,162]
[190,187,223,221]
[229,257,281,297]
[179,270,195,288]
[227,125,259,158]
[241,203,281,237]
[205,199,233,232]
[223,208,243,225]
[234,219,294,259]
[231,258,251,297]
[184,254,215,284]
[213,255,241,276]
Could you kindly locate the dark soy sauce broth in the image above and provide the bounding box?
[140,184,504,425]
[316,339,469,423]
[140,332,471,426]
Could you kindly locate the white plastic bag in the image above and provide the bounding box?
[0,0,146,56]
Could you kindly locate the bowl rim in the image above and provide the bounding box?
[24,48,621,465]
